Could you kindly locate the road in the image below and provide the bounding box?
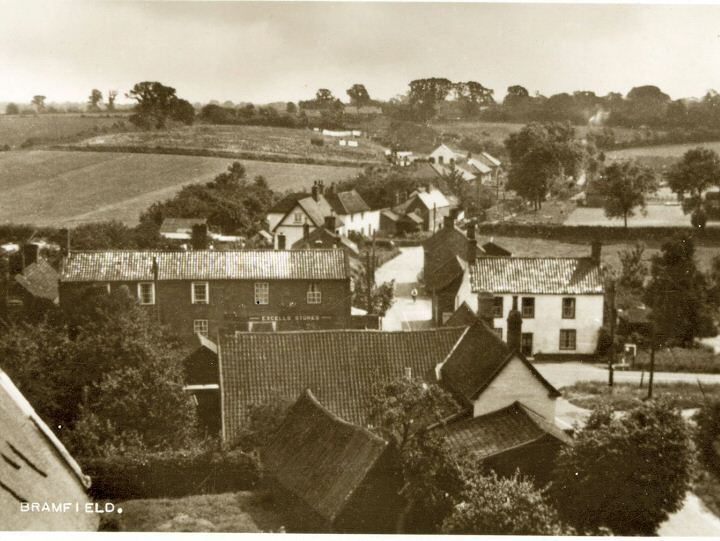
[376,247,431,331]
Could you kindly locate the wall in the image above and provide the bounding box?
[340,210,381,237]
[473,356,556,421]
[457,288,604,355]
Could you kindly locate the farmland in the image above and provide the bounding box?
[75,124,387,165]
[0,113,131,147]
[0,150,360,226]
[605,141,720,173]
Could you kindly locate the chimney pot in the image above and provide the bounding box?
[467,238,477,262]
[303,223,310,240]
[22,243,39,268]
[591,240,602,264]
[311,184,319,202]
[60,228,70,256]
[277,233,286,250]
[324,215,336,231]
[466,222,476,240]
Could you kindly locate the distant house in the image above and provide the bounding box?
[292,222,363,278]
[0,369,97,531]
[2,243,59,320]
[343,104,383,117]
[428,144,502,186]
[389,185,455,233]
[453,244,605,357]
[159,218,244,246]
[263,389,400,533]
[267,182,378,248]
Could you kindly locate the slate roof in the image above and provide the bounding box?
[439,322,560,405]
[14,259,59,302]
[381,209,400,222]
[424,253,465,292]
[436,402,570,458]
[60,250,349,282]
[269,192,308,214]
[478,152,502,168]
[422,223,467,253]
[470,257,604,295]
[415,189,451,210]
[159,217,208,234]
[219,327,468,440]
[481,241,512,257]
[291,228,359,256]
[326,190,371,215]
[270,192,345,230]
[405,162,442,181]
[0,370,95,530]
[443,302,481,328]
[263,389,389,525]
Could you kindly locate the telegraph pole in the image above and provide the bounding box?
[647,323,656,400]
[607,279,616,388]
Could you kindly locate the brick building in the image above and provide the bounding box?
[59,249,352,343]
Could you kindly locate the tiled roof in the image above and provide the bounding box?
[422,223,467,253]
[439,322,560,404]
[269,192,308,214]
[436,402,570,459]
[263,390,388,524]
[405,162,441,181]
[15,259,59,302]
[467,158,492,175]
[219,327,468,440]
[415,189,451,210]
[424,253,465,292]
[60,250,349,282]
[291,228,359,256]
[326,190,371,215]
[443,302,481,328]
[381,209,400,221]
[470,257,604,295]
[159,218,207,234]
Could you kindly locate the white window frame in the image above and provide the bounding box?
[137,282,155,305]
[560,329,577,351]
[307,283,322,304]
[492,296,504,318]
[562,297,576,319]
[293,212,303,224]
[193,319,209,336]
[521,297,535,319]
[494,327,503,340]
[254,282,269,305]
[191,282,209,304]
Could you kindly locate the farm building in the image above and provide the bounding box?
[384,185,459,234]
[428,144,502,186]
[59,249,352,344]
[0,369,97,531]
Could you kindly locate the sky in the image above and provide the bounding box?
[2,1,720,105]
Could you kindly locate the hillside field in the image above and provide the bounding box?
[0,113,131,147]
[605,141,720,173]
[76,124,387,165]
[0,150,360,226]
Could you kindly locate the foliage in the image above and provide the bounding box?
[5,102,19,115]
[128,81,194,129]
[352,279,395,316]
[233,393,295,451]
[408,78,454,122]
[550,399,694,535]
[694,400,720,476]
[452,81,495,118]
[87,89,103,112]
[139,161,275,236]
[442,471,572,535]
[347,83,371,106]
[31,95,46,112]
[617,242,647,291]
[666,147,720,214]
[644,234,716,346]
[563,380,720,410]
[596,160,657,227]
[505,122,586,209]
[199,103,300,128]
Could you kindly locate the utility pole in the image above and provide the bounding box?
[607,279,616,388]
[647,324,656,400]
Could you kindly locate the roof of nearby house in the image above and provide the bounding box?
[401,211,424,225]
[424,253,466,292]
[219,327,468,439]
[14,259,59,302]
[325,190,371,215]
[432,144,467,158]
[481,241,512,257]
[263,389,389,524]
[405,162,442,181]
[434,162,478,181]
[422,223,467,253]
[159,217,208,234]
[469,257,604,295]
[60,250,349,282]
[480,152,502,168]
[291,227,359,256]
[439,322,560,405]
[467,158,492,175]
[443,302,482,328]
[436,401,570,458]
[344,105,383,115]
[270,192,345,231]
[415,189,451,210]
[269,192,309,214]
[380,209,400,222]
[0,370,94,530]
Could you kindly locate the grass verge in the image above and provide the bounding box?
[561,380,720,410]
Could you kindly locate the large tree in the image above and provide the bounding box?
[644,233,715,346]
[503,85,530,107]
[550,400,693,535]
[31,95,46,112]
[665,147,720,216]
[127,81,190,129]
[454,81,494,117]
[407,77,453,122]
[5,103,19,115]
[347,83,371,106]
[596,160,657,228]
[87,89,103,112]
[504,122,585,209]
[106,90,118,111]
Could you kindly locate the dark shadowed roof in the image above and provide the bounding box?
[291,227,359,256]
[15,259,59,302]
[405,162,442,181]
[481,241,512,257]
[220,327,468,440]
[443,302,481,328]
[440,322,560,404]
[424,253,465,292]
[326,190,371,215]
[470,257,604,295]
[269,192,308,214]
[422,223,467,253]
[263,389,388,525]
[436,402,570,458]
[60,250,349,282]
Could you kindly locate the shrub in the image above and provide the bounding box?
[310,136,324,146]
[634,346,720,373]
[695,400,720,475]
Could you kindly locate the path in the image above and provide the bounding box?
[375,247,431,331]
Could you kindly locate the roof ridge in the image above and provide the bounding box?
[222,326,470,339]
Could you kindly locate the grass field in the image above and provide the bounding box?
[0,113,131,147]
[0,150,360,226]
[77,124,387,164]
[565,204,704,227]
[103,491,284,532]
[605,141,720,173]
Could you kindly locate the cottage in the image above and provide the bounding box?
[428,144,502,186]
[453,244,605,357]
[390,186,454,233]
[1,243,59,321]
[0,369,97,531]
[59,249,352,343]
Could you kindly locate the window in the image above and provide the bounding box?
[492,297,504,318]
[137,282,155,305]
[521,333,534,356]
[560,329,577,351]
[293,212,303,224]
[192,282,209,304]
[562,297,576,319]
[307,283,322,304]
[254,282,269,305]
[193,319,209,336]
[494,327,503,340]
[521,297,535,318]
[438,155,444,165]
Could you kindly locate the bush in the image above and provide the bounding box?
[695,400,720,475]
[634,346,720,373]
[82,447,261,500]
[310,136,324,147]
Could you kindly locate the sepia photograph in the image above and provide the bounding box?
[4,0,720,537]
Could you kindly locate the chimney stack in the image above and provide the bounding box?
[324,215,336,232]
[60,228,70,257]
[591,240,602,264]
[507,296,522,354]
[466,222,476,240]
[277,233,286,250]
[152,256,159,282]
[443,215,454,229]
[303,223,310,240]
[466,222,477,261]
[191,223,209,250]
[318,180,325,195]
[311,181,319,202]
[22,243,39,268]
[476,292,495,328]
